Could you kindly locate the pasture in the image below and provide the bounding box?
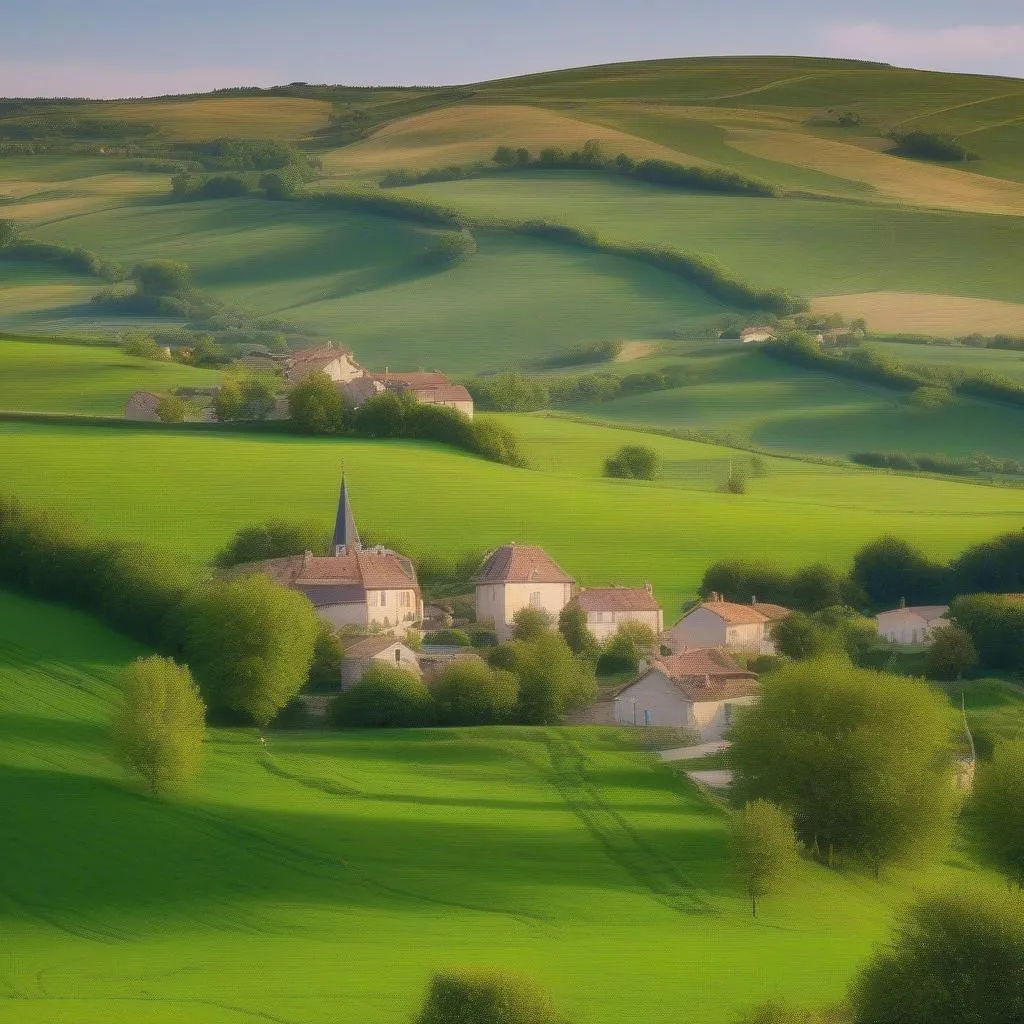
[0,587,1005,1024]
[3,418,1024,611]
[0,336,221,414]
[811,292,1024,337]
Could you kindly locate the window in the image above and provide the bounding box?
[529,591,541,606]
[395,648,402,663]
[643,709,652,727]
[400,591,411,608]
[368,592,379,608]
[380,591,387,607]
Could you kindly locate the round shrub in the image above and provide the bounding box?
[425,628,472,647]
[415,968,560,1024]
[432,660,518,726]
[330,662,434,728]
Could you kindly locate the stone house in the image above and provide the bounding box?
[474,544,575,642]
[569,585,663,643]
[740,326,775,343]
[663,596,790,655]
[285,342,364,385]
[341,635,421,688]
[221,476,423,634]
[375,371,475,419]
[611,648,759,739]
[875,605,949,645]
[123,391,163,421]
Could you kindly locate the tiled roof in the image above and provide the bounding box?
[751,603,791,621]
[125,391,162,410]
[574,587,660,613]
[289,342,352,362]
[339,377,381,406]
[695,601,774,626]
[376,371,451,388]
[475,544,574,585]
[344,634,409,658]
[413,383,474,405]
[221,550,419,594]
[648,648,759,702]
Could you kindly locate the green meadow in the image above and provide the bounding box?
[0,587,1005,1024]
[3,416,1024,611]
[0,335,221,414]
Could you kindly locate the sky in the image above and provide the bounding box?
[1,0,1022,98]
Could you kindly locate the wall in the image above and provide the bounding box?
[585,607,663,643]
[367,588,422,634]
[613,671,691,729]
[477,581,574,642]
[663,607,727,652]
[690,695,758,741]
[876,612,934,645]
[341,643,420,688]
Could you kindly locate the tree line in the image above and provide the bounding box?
[0,219,121,280]
[286,372,528,467]
[379,139,780,197]
[851,450,1024,479]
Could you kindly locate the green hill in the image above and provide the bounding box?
[0,587,1007,1024]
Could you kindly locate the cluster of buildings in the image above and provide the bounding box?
[124,340,474,422]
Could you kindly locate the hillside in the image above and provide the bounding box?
[0,587,1006,1024]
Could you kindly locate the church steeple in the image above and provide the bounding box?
[332,474,361,555]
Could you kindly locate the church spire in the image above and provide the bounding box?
[332,474,361,555]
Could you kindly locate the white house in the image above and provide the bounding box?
[285,342,364,385]
[474,544,575,642]
[570,585,663,643]
[875,605,949,645]
[663,596,790,655]
[612,648,759,739]
[340,635,421,688]
[222,476,423,635]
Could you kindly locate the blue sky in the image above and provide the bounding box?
[1,0,1022,97]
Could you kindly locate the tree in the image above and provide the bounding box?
[770,612,829,660]
[175,575,320,727]
[215,376,276,421]
[492,145,516,166]
[851,535,949,609]
[699,559,792,606]
[811,606,878,666]
[132,259,192,297]
[849,888,1024,1024]
[214,379,244,422]
[352,392,408,437]
[511,631,596,724]
[558,602,599,661]
[414,968,560,1024]
[973,739,1024,888]
[734,1001,844,1024]
[789,563,848,612]
[730,661,958,871]
[603,445,661,480]
[156,394,186,423]
[213,519,326,568]
[597,621,655,676]
[730,799,801,918]
[432,660,518,725]
[110,656,206,796]
[511,606,552,642]
[287,371,347,434]
[330,662,434,727]
[307,623,344,691]
[123,332,163,359]
[951,529,1024,595]
[925,624,977,681]
[948,594,1024,672]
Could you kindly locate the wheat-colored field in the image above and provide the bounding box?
[97,96,334,140]
[320,103,702,175]
[811,292,1024,336]
[727,129,1024,215]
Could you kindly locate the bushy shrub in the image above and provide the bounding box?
[431,660,518,725]
[425,628,472,647]
[603,445,660,480]
[414,968,561,1024]
[214,519,327,568]
[329,662,435,727]
[886,129,979,161]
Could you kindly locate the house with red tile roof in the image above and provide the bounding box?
[610,648,759,737]
[569,585,663,643]
[221,476,422,634]
[663,594,790,655]
[284,342,364,385]
[374,371,474,419]
[474,544,575,642]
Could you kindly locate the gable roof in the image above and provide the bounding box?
[630,647,759,703]
[125,391,162,411]
[686,600,775,626]
[876,605,949,621]
[285,342,358,382]
[574,587,659,613]
[344,634,413,658]
[221,549,419,595]
[374,372,473,406]
[751,603,791,621]
[474,544,574,585]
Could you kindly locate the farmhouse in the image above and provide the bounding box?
[611,648,759,738]
[569,585,663,643]
[875,604,949,645]
[222,477,423,634]
[123,391,163,421]
[285,342,364,385]
[663,595,790,655]
[475,544,575,642]
[375,371,474,419]
[341,635,421,688]
[740,326,775,343]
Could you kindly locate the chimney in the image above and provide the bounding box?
[644,581,653,594]
[751,595,758,605]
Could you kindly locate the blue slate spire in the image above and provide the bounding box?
[332,474,361,555]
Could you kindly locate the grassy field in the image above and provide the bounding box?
[0,336,222,414]
[811,293,1024,336]
[3,417,1024,611]
[0,586,1009,1024]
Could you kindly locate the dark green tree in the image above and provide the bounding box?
[948,595,1024,672]
[851,534,949,608]
[850,888,1024,1024]
[330,662,434,727]
[925,624,977,681]
[213,519,326,568]
[110,656,206,796]
[770,612,829,660]
[558,602,599,661]
[132,259,192,297]
[973,739,1024,888]
[175,575,320,727]
[730,660,958,871]
[492,145,516,166]
[352,391,408,437]
[287,371,347,434]
[603,445,661,480]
